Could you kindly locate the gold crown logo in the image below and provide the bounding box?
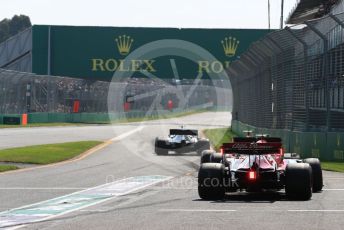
[115,35,134,55]
[221,37,240,57]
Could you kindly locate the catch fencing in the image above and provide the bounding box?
[228,12,344,160]
[0,68,231,123]
[229,12,344,132]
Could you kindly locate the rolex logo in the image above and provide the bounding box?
[221,37,240,57]
[115,35,134,55]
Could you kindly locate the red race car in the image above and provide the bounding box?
[198,133,323,200]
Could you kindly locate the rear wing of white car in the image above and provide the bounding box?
[169,129,198,136]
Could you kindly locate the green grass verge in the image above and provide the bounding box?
[0,141,102,165]
[0,165,19,172]
[203,128,236,151]
[321,162,344,173]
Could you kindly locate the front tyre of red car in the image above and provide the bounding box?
[200,150,215,163]
[304,158,323,192]
[285,163,312,200]
[210,152,223,163]
[198,163,225,200]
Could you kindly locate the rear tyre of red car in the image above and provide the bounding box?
[304,158,323,192]
[285,163,312,200]
[198,163,225,200]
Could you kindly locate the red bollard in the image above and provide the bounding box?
[167,100,173,111]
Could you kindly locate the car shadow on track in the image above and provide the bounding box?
[193,192,288,203]
[223,192,286,203]
[194,191,321,203]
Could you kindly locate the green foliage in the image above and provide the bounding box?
[0,165,19,172]
[203,128,236,151]
[0,15,31,43]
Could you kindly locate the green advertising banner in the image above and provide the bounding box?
[32,25,270,81]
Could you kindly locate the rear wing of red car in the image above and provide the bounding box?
[221,142,282,155]
[169,129,198,136]
[233,137,282,143]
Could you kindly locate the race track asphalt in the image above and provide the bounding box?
[0,112,343,230]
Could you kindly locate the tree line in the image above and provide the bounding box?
[0,15,31,43]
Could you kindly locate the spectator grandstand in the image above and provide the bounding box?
[288,0,339,24]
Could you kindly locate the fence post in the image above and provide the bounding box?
[250,44,272,129]
[329,14,344,28]
[263,37,282,129]
[285,26,309,131]
[304,21,330,132]
[227,68,238,124]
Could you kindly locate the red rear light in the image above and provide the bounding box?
[279,148,283,155]
[248,171,256,180]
